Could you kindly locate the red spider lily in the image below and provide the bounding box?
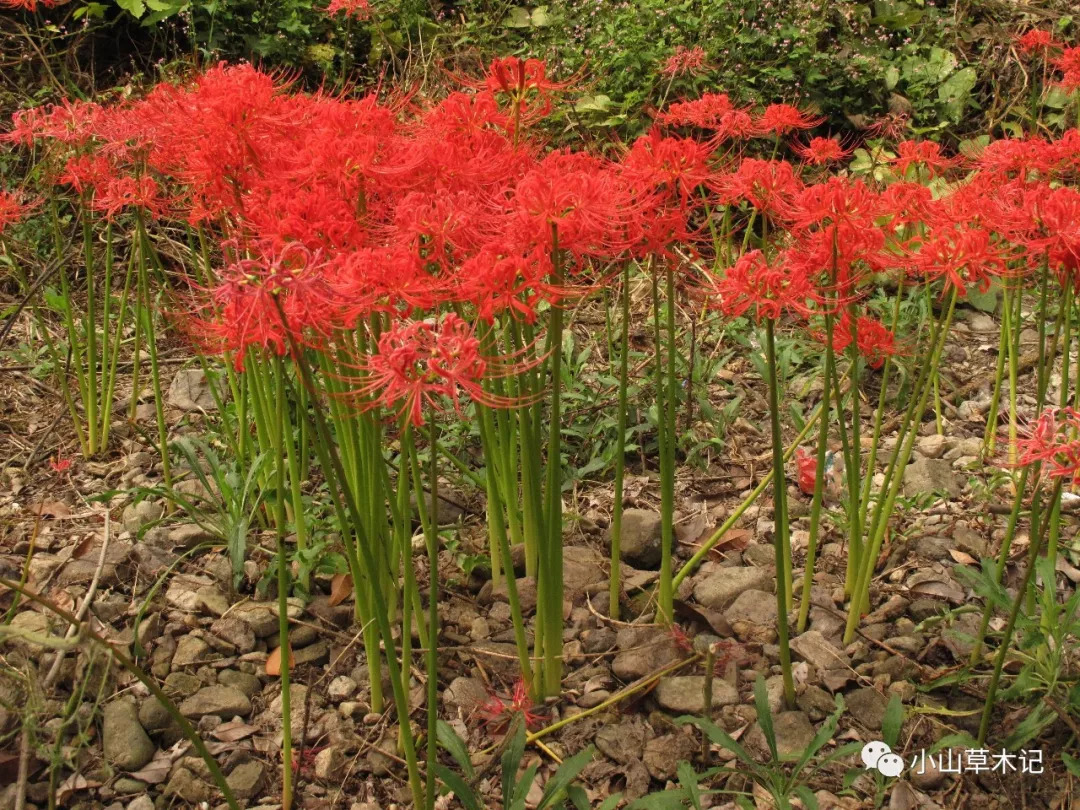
[863,112,910,143]
[829,313,897,369]
[657,93,734,128]
[347,313,529,426]
[325,0,371,19]
[621,129,715,206]
[660,46,709,77]
[891,140,958,178]
[910,222,1012,297]
[1016,408,1080,484]
[755,104,824,136]
[477,679,544,731]
[1016,29,1060,57]
[794,136,851,166]
[460,56,571,134]
[90,174,164,221]
[716,158,803,217]
[0,190,35,233]
[704,249,815,323]
[1053,46,1080,90]
[49,457,72,474]
[669,624,693,653]
[879,181,934,228]
[0,0,69,10]
[794,447,817,495]
[58,154,118,196]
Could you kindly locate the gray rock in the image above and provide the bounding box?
[917,434,949,460]
[211,617,256,654]
[443,677,490,714]
[168,523,217,550]
[953,525,987,557]
[489,577,538,615]
[167,368,218,412]
[137,698,174,733]
[746,711,816,758]
[227,760,266,800]
[195,586,229,617]
[314,746,344,779]
[328,676,358,702]
[122,500,163,534]
[846,686,888,730]
[102,698,156,771]
[410,492,465,526]
[218,669,262,699]
[563,546,608,600]
[643,732,696,781]
[164,766,211,803]
[909,598,947,622]
[595,720,645,764]
[581,627,617,654]
[797,685,838,721]
[913,536,952,559]
[612,629,681,681]
[611,509,662,568]
[903,458,962,499]
[231,603,279,637]
[724,588,779,642]
[126,796,154,810]
[179,685,252,719]
[163,671,202,697]
[172,636,212,668]
[693,566,774,609]
[910,753,947,790]
[742,544,777,567]
[655,676,738,714]
[791,630,851,672]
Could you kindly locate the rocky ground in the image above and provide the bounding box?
[0,307,1077,809]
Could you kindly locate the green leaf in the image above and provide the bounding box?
[937,67,976,119]
[538,745,594,809]
[882,694,903,747]
[677,760,703,810]
[502,718,527,808]
[885,65,900,91]
[1063,753,1080,778]
[531,5,552,26]
[504,6,532,28]
[437,719,475,780]
[434,764,482,810]
[116,0,147,18]
[753,676,779,762]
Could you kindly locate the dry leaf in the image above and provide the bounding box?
[948,549,977,566]
[266,643,294,676]
[127,753,174,785]
[212,719,258,742]
[71,534,97,559]
[56,773,101,803]
[328,573,353,607]
[34,500,70,519]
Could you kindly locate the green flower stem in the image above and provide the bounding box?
[136,214,172,494]
[798,310,833,633]
[764,319,796,709]
[659,263,679,624]
[845,287,957,643]
[280,324,425,808]
[983,310,1009,457]
[540,227,566,696]
[610,263,632,618]
[977,477,1061,746]
[270,352,294,810]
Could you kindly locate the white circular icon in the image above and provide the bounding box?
[861,741,892,770]
[877,752,905,777]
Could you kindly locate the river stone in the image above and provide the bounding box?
[102,697,156,771]
[227,760,266,800]
[643,732,696,781]
[172,635,212,668]
[655,676,738,714]
[179,685,252,718]
[693,566,774,609]
[790,630,851,671]
[846,686,889,730]
[610,509,662,568]
[167,368,217,412]
[746,711,816,758]
[902,458,961,498]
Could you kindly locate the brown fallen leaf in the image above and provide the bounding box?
[127,755,172,785]
[71,534,98,559]
[212,719,258,742]
[328,573,353,607]
[266,643,294,676]
[56,773,102,803]
[33,500,71,519]
[948,549,978,566]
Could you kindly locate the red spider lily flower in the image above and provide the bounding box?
[669,624,693,653]
[1016,29,1059,57]
[460,56,571,134]
[1016,407,1080,483]
[657,93,733,128]
[49,457,72,474]
[794,447,817,495]
[755,104,824,136]
[477,678,544,731]
[90,174,164,221]
[0,0,69,12]
[58,154,118,196]
[0,190,35,234]
[794,136,851,166]
[704,248,815,323]
[348,313,526,426]
[1053,46,1080,90]
[863,112,910,142]
[661,46,709,77]
[878,181,934,228]
[829,313,897,369]
[716,158,803,217]
[910,222,1011,297]
[621,128,715,206]
[325,0,371,19]
[891,140,958,178]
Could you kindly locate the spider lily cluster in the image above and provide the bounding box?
[2,32,1080,808]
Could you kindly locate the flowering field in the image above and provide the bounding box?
[1,7,1080,810]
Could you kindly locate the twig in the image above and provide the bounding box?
[43,512,111,688]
